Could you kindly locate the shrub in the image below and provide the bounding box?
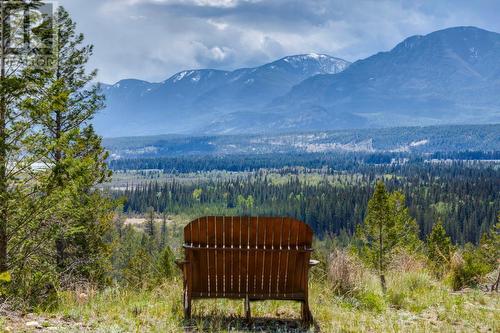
[0,271,11,296]
[388,248,427,273]
[386,270,439,312]
[449,246,492,290]
[11,270,59,310]
[427,221,453,278]
[154,246,176,282]
[123,248,153,289]
[328,249,365,296]
[357,289,386,312]
[387,289,407,309]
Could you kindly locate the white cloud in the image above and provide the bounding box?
[58,0,500,83]
[194,0,240,8]
[207,19,228,30]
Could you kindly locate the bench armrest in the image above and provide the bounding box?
[175,260,189,270]
[309,259,320,267]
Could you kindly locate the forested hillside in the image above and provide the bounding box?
[104,124,500,159]
[113,158,499,245]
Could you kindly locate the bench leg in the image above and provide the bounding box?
[244,296,251,321]
[183,287,192,319]
[301,301,313,325]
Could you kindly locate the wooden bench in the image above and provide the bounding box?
[176,216,318,324]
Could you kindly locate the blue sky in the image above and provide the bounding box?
[58,0,500,84]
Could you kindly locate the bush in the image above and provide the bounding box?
[427,221,453,278]
[449,247,492,290]
[328,249,365,296]
[123,248,153,289]
[154,246,177,282]
[386,271,439,312]
[357,289,386,312]
[388,249,427,273]
[11,269,59,310]
[0,271,11,296]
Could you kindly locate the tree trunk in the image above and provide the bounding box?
[0,3,9,273]
[379,219,385,293]
[54,107,65,269]
[380,274,386,294]
[492,266,500,292]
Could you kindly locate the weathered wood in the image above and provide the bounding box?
[178,216,315,324]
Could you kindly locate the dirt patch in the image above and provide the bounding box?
[1,309,88,332]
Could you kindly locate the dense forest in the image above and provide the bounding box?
[109,151,500,173]
[114,156,500,245]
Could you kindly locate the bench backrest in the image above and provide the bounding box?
[183,216,313,299]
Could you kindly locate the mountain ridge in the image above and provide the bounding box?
[94,26,500,137]
[95,54,350,137]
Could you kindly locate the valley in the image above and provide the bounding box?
[104,124,500,159]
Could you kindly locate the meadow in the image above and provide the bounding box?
[2,215,498,332]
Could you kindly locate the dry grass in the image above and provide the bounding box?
[2,274,491,332]
[327,249,365,296]
[2,248,499,332]
[388,249,427,273]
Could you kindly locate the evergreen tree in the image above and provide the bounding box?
[27,6,112,283]
[154,246,175,283]
[0,0,58,276]
[427,220,453,277]
[145,207,156,239]
[478,217,499,291]
[159,212,168,250]
[124,246,152,289]
[355,180,420,292]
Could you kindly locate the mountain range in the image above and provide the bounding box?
[94,26,500,137]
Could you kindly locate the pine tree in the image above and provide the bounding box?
[143,207,157,255]
[159,212,168,250]
[355,180,420,292]
[478,217,499,291]
[145,207,156,239]
[27,6,112,282]
[0,0,56,275]
[427,220,453,277]
[124,246,152,289]
[154,246,175,283]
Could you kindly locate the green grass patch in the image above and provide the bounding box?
[41,274,500,332]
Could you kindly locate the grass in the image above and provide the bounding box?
[2,215,497,332]
[46,271,499,333]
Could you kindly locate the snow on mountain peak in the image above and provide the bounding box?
[280,54,350,74]
[307,53,321,60]
[173,70,193,83]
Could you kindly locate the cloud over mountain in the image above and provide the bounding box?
[59,0,500,84]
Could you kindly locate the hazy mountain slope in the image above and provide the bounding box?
[103,124,500,159]
[195,54,349,111]
[255,26,500,131]
[94,54,350,137]
[95,26,500,137]
[206,27,500,133]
